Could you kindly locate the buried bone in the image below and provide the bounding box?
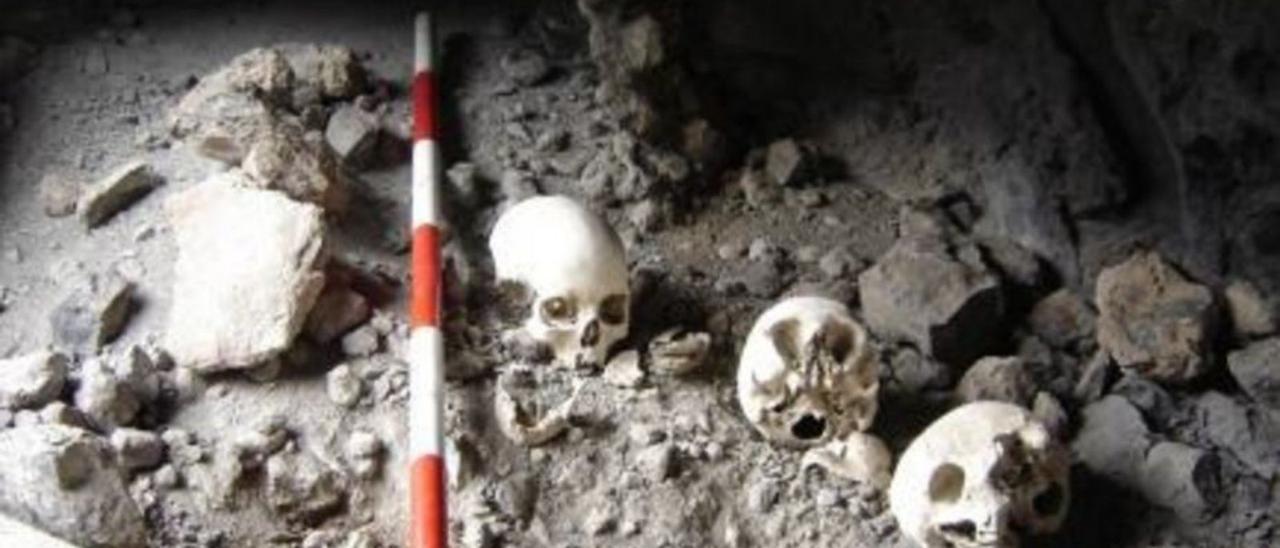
[802,431,893,490]
[494,366,583,446]
[737,296,880,448]
[489,196,629,368]
[889,401,1070,548]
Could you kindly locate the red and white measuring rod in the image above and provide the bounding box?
[409,11,447,548]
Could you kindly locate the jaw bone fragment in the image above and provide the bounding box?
[802,431,893,490]
[493,366,583,447]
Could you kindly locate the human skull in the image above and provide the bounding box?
[889,401,1071,548]
[489,196,629,368]
[736,296,879,448]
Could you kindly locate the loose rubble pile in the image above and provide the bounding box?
[1,1,1280,547]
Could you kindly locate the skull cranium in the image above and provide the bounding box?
[889,401,1071,548]
[489,196,629,368]
[736,296,880,448]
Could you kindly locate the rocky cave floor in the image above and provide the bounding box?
[1,0,1280,547]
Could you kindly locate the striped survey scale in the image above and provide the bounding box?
[409,12,448,548]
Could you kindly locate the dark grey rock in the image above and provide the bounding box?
[956,356,1034,406]
[888,345,951,393]
[110,428,164,471]
[1073,395,1151,487]
[1228,337,1280,411]
[50,275,135,353]
[1194,391,1280,478]
[1029,289,1096,350]
[859,236,1004,366]
[1140,441,1223,523]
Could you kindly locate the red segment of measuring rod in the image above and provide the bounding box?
[412,71,436,142]
[410,454,448,548]
[410,224,441,328]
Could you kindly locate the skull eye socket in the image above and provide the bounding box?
[928,463,965,504]
[540,297,576,324]
[599,294,628,325]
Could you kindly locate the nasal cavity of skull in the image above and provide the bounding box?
[540,296,577,325]
[929,463,966,504]
[1032,481,1065,517]
[580,319,600,346]
[791,413,827,440]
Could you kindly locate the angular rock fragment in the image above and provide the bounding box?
[859,236,1004,365]
[325,105,380,169]
[110,345,160,404]
[40,402,91,429]
[222,47,295,102]
[765,138,808,187]
[325,364,363,408]
[50,274,135,353]
[1072,395,1151,486]
[0,351,68,410]
[1225,279,1275,340]
[1028,288,1096,350]
[164,175,327,372]
[110,428,164,471]
[281,44,366,100]
[305,284,370,344]
[0,425,147,547]
[265,447,348,525]
[634,443,676,483]
[1194,391,1280,478]
[1139,441,1222,523]
[1032,391,1068,438]
[75,361,140,429]
[1095,251,1216,384]
[341,325,380,358]
[887,345,951,393]
[168,49,292,163]
[604,349,644,388]
[243,122,346,210]
[1228,337,1280,411]
[956,356,1034,406]
[79,161,162,228]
